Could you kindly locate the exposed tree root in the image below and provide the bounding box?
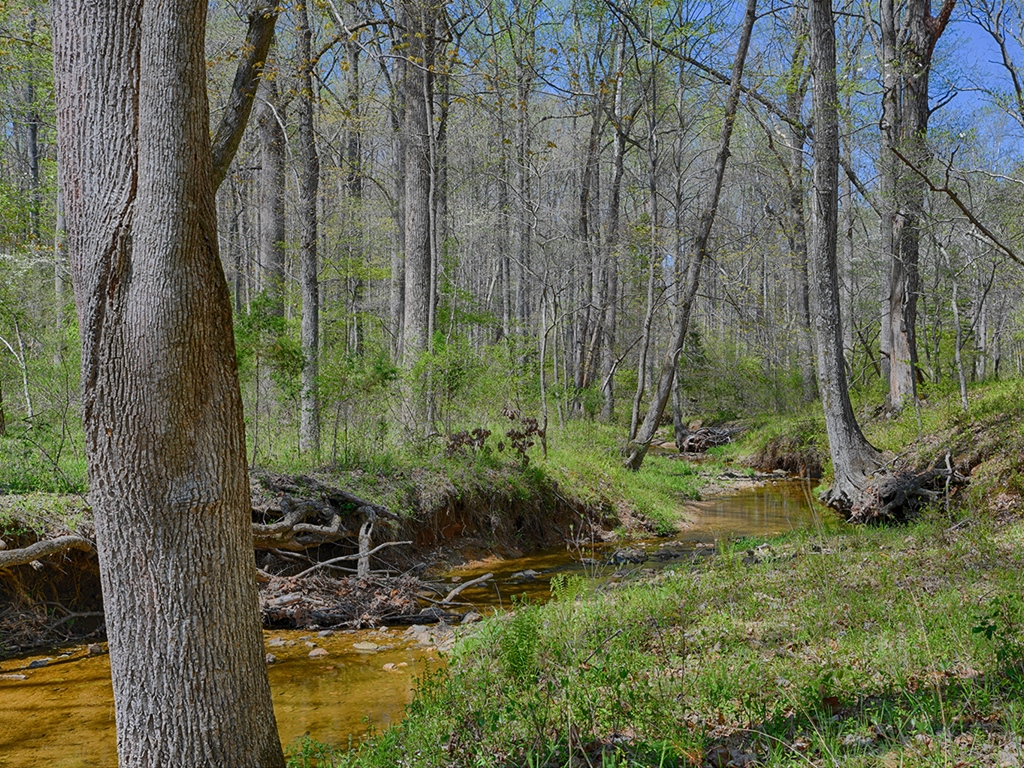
[678,427,734,453]
[251,471,394,552]
[845,463,969,524]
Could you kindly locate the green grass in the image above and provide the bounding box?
[540,421,708,535]
[290,511,1024,767]
[0,433,87,497]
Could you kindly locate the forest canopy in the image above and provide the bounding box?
[0,0,1022,475]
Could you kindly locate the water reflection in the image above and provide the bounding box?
[447,478,824,605]
[0,480,822,766]
[0,629,439,767]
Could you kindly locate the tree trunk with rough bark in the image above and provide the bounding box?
[880,0,957,412]
[809,0,881,511]
[51,0,285,764]
[401,0,434,365]
[296,0,320,456]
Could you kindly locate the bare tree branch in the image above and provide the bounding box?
[293,540,413,578]
[891,146,1024,268]
[211,4,279,191]
[0,535,94,570]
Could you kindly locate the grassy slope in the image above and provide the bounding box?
[292,381,1024,768]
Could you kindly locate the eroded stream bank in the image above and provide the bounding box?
[0,480,824,766]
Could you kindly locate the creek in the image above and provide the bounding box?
[0,478,821,766]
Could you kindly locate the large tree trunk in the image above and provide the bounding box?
[624,0,757,471]
[809,0,881,510]
[880,0,957,412]
[51,0,285,765]
[296,1,321,457]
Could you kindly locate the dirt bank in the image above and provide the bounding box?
[0,464,618,658]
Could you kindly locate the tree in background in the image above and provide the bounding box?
[878,0,957,412]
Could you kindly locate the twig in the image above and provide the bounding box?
[294,541,412,578]
[582,628,625,667]
[417,594,474,607]
[44,611,104,635]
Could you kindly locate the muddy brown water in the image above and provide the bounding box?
[0,479,822,766]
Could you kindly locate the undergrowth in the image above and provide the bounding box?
[288,511,1024,767]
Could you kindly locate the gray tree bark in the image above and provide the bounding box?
[258,79,286,317]
[782,32,817,403]
[51,0,285,764]
[400,0,434,365]
[211,5,279,191]
[880,0,957,412]
[809,0,881,510]
[296,0,321,456]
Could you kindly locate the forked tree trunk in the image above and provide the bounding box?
[880,0,957,412]
[51,1,284,765]
[624,0,757,471]
[809,0,881,510]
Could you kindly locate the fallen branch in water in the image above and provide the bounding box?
[442,573,493,604]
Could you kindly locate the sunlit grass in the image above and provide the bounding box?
[306,511,1024,767]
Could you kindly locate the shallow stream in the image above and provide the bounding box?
[0,478,822,766]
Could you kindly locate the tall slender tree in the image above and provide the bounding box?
[297,0,321,456]
[624,0,757,471]
[809,0,881,509]
[400,0,437,365]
